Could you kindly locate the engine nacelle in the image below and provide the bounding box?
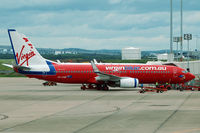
[120,78,139,88]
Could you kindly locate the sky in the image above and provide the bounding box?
[0,0,200,51]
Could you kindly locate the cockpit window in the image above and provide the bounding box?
[182,71,187,73]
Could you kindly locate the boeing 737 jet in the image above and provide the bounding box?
[3,29,195,90]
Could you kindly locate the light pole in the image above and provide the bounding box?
[173,37,181,61]
[170,0,173,55]
[194,35,200,51]
[180,0,183,61]
[184,34,192,72]
[195,35,200,60]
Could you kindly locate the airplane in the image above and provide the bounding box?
[3,29,195,90]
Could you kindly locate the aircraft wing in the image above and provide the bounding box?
[91,61,121,81]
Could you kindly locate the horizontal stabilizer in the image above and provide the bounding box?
[14,65,31,71]
[2,63,30,71]
[2,64,13,68]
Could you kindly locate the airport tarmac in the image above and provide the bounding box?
[0,78,200,133]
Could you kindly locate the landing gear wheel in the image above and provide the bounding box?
[139,89,145,93]
[80,84,109,91]
[102,84,109,91]
[95,84,109,91]
[104,86,109,91]
[81,84,86,90]
[43,81,57,86]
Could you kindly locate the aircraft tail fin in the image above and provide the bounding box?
[8,29,47,67]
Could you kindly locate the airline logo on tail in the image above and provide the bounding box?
[8,29,54,73]
[16,37,36,66]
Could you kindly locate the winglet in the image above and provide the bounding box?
[93,59,98,64]
[91,60,100,73]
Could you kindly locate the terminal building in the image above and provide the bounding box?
[157,53,175,61]
[122,47,141,60]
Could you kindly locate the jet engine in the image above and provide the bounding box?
[120,78,139,88]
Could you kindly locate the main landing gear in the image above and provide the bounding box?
[43,81,57,86]
[81,84,109,91]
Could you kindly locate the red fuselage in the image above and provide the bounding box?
[24,63,195,85]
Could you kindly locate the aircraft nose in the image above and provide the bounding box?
[188,73,195,81]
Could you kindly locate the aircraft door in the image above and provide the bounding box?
[173,67,179,78]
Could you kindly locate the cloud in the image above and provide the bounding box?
[109,0,122,4]
[30,35,169,50]
[0,0,199,51]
